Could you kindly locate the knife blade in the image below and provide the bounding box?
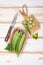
[5,12,18,42]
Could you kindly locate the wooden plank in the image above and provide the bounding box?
[0,53,43,65]
[0,38,43,52]
[0,0,43,7]
[0,23,43,37]
[0,8,43,23]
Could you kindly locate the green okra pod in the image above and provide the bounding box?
[17,33,26,55]
[24,25,31,35]
[12,31,21,50]
[15,32,22,54]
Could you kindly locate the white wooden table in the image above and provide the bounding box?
[0,0,43,65]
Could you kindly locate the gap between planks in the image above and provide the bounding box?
[0,14,43,17]
[0,6,43,8]
[0,36,43,39]
[0,22,43,24]
[0,51,43,54]
[38,57,43,60]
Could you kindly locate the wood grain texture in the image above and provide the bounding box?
[0,0,43,65]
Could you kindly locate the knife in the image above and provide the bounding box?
[5,12,18,42]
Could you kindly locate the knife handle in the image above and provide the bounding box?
[5,26,13,42]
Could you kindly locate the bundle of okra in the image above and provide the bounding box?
[5,28,27,56]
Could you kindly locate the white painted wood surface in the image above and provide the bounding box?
[0,0,43,65]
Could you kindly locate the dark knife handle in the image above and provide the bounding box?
[5,26,13,42]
